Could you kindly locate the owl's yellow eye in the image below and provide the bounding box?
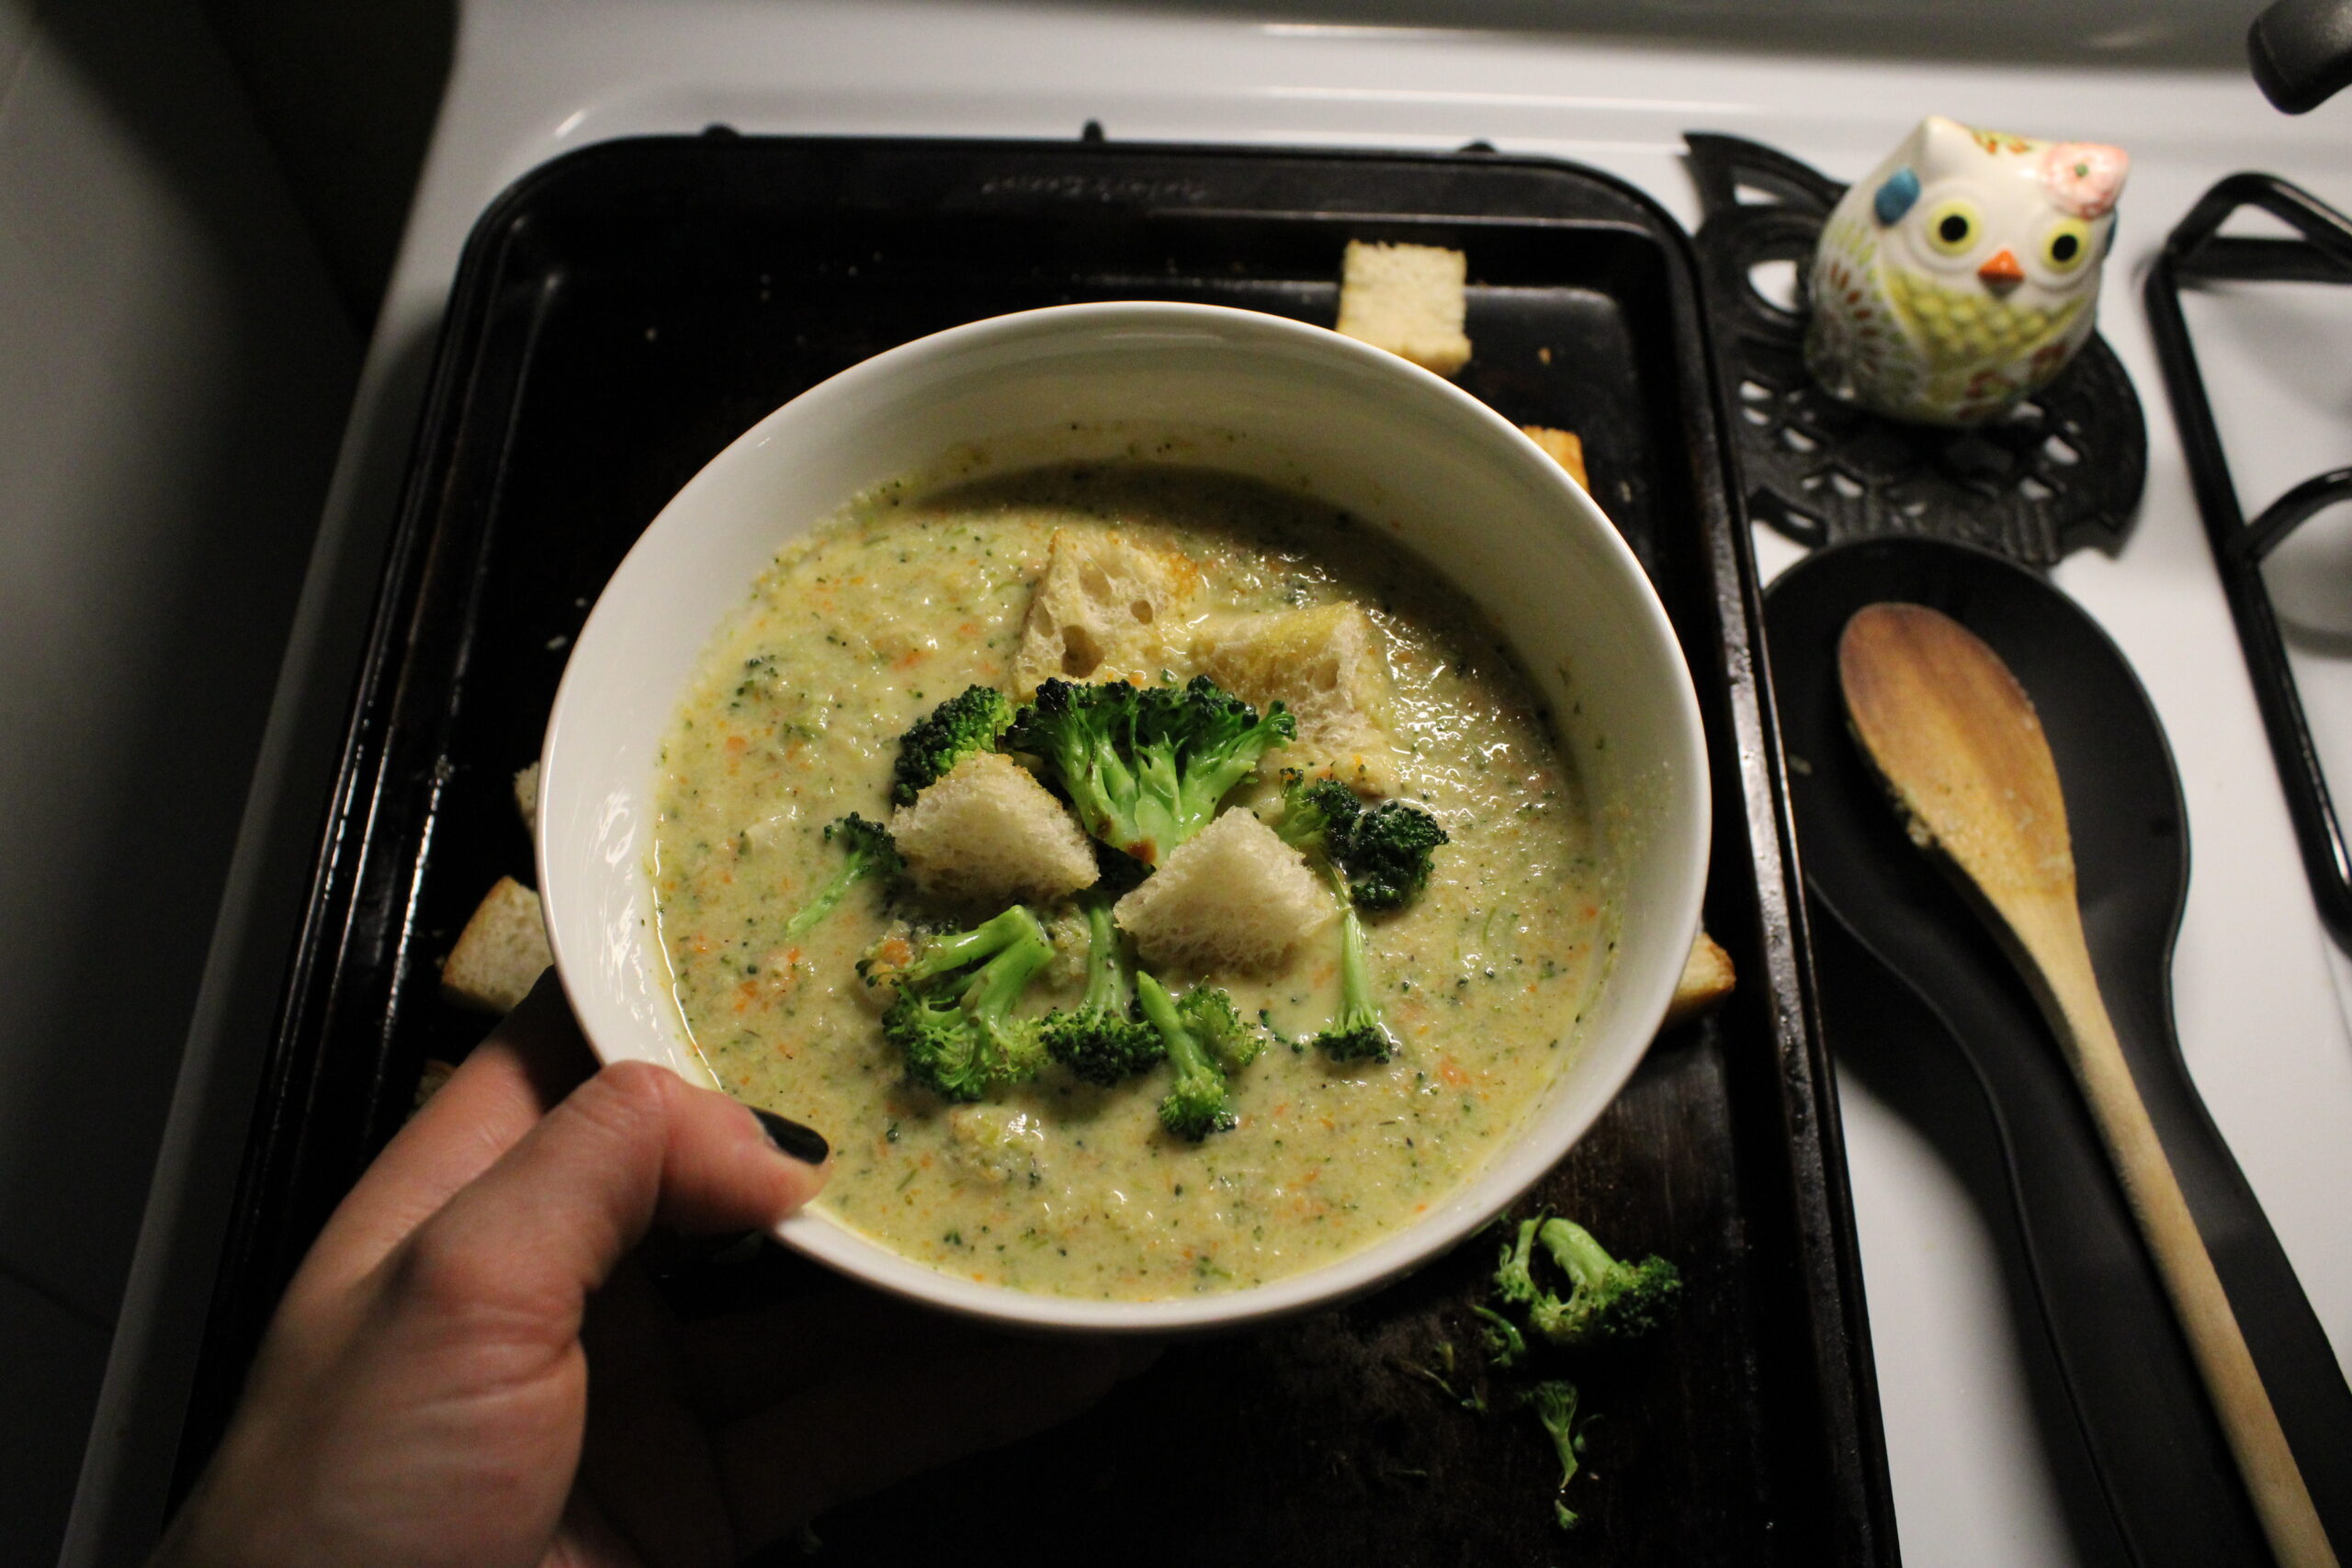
[2041,219,2094,274]
[1923,198,1984,256]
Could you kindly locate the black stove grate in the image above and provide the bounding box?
[2145,171,2352,955]
[1687,133,2146,568]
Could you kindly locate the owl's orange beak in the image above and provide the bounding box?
[1977,248,2026,292]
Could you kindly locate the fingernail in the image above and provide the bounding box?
[753,1109,830,1164]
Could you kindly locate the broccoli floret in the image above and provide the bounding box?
[1494,1216,1545,1309]
[1133,676,1298,844]
[1342,799,1449,910]
[877,907,1055,1102]
[1136,971,1239,1140]
[1176,984,1265,1072]
[1001,678,1146,846]
[782,815,901,937]
[1531,1378,1582,1527]
[1314,899,1396,1063]
[1527,1217,1683,1348]
[890,685,1013,806]
[1472,1303,1528,1371]
[1272,773,1363,860]
[1042,896,1162,1086]
[1272,775,1417,1063]
[1273,774,1445,910]
[1005,675,1294,863]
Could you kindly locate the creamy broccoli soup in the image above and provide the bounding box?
[650,462,1610,1300]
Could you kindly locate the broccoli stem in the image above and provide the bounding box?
[1281,807,1398,1065]
[1316,863,1396,1063]
[902,907,1045,984]
[1538,1217,1620,1293]
[1532,1377,1581,1488]
[884,907,1056,1102]
[1079,897,1130,1017]
[1163,749,1271,844]
[782,817,898,937]
[1338,906,1390,1044]
[1056,732,1148,853]
[1498,1214,1682,1347]
[1136,970,1235,1140]
[1041,894,1165,1088]
[1530,1378,1583,1530]
[1472,1303,1528,1371]
[1122,769,1185,865]
[963,927,1054,1037]
[1495,1216,1544,1308]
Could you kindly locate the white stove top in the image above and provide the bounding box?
[72,5,2352,1562]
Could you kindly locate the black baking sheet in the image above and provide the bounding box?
[178,134,1895,1567]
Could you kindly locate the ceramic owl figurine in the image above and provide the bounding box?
[1804,116,2128,427]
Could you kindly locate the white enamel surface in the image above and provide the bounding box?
[537,302,1708,1332]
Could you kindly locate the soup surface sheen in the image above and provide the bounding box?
[651,462,1609,1300]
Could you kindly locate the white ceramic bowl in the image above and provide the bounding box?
[538,301,1709,1335]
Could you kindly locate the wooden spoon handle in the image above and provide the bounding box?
[2019,902,2338,1568]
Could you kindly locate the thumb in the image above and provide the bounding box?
[392,1061,830,1316]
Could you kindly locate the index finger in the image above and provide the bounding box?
[290,969,592,1300]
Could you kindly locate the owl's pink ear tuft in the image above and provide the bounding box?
[2042,142,2129,218]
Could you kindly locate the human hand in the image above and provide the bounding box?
[154,971,1150,1568]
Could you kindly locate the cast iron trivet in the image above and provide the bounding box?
[1686,132,2146,567]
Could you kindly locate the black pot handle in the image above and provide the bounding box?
[2250,0,2352,112]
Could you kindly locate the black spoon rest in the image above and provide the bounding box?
[1763,536,2352,1567]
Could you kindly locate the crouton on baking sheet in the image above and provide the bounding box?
[1662,931,1736,1028]
[1521,426,1589,492]
[1335,241,1472,378]
[441,875,551,1014]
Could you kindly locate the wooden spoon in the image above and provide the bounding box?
[1839,601,2338,1568]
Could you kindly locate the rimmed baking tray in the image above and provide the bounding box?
[175,133,1894,1566]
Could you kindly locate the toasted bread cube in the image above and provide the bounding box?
[1190,603,1402,794]
[1008,528,1204,697]
[1521,426,1589,492]
[891,751,1099,905]
[410,1058,458,1116]
[1336,241,1472,377]
[513,761,540,838]
[1662,930,1736,1029]
[1114,808,1331,973]
[441,876,552,1014]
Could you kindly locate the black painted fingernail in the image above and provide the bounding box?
[753,1109,829,1164]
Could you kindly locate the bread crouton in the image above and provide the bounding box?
[1521,426,1589,492]
[1008,528,1204,697]
[1662,930,1736,1029]
[891,751,1098,905]
[513,761,540,837]
[1114,808,1331,973]
[441,876,552,1014]
[411,1058,458,1115]
[1336,240,1472,378]
[1189,603,1402,794]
